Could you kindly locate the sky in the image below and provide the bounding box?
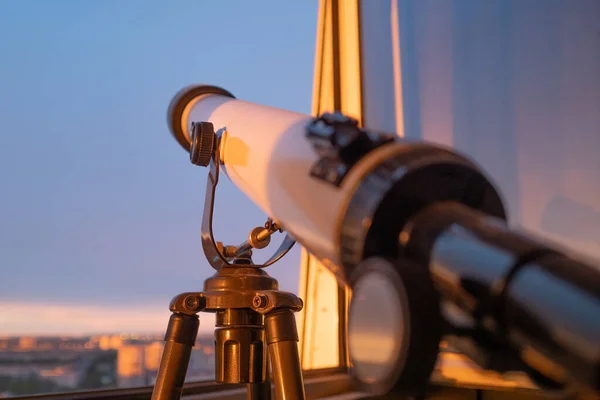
[0,1,318,334]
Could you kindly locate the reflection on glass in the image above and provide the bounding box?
[348,272,405,383]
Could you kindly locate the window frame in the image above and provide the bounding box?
[296,0,360,373]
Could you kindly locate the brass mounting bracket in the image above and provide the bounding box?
[197,124,296,270]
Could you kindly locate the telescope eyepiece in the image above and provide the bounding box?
[190,121,216,167]
[167,84,235,152]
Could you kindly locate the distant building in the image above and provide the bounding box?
[187,348,215,382]
[18,337,37,350]
[117,345,144,377]
[99,335,123,350]
[40,366,80,388]
[144,342,164,371]
[117,345,145,387]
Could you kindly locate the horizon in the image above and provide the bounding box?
[0,332,215,339]
[0,300,218,336]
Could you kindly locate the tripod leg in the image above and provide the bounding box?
[248,381,271,400]
[265,309,305,400]
[151,313,200,400]
[247,364,271,400]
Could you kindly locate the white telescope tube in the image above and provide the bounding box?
[168,85,505,282]
[170,86,352,270]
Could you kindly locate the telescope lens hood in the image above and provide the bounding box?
[168,84,235,152]
[340,143,507,278]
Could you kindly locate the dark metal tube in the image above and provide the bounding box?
[265,310,305,400]
[506,253,600,389]
[402,202,600,392]
[151,313,199,400]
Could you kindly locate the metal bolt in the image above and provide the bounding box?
[184,295,200,311]
[217,242,238,258]
[252,294,269,309]
[224,245,238,258]
[248,227,271,250]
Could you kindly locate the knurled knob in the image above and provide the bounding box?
[190,121,216,167]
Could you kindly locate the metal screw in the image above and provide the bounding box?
[252,294,269,309]
[184,295,200,311]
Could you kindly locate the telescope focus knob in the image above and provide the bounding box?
[190,121,216,167]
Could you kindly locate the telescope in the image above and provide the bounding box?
[151,84,600,400]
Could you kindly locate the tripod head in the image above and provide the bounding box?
[190,118,296,271]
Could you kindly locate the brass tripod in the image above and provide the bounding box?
[150,260,305,400]
[151,122,306,400]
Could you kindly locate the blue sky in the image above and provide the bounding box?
[0,1,318,334]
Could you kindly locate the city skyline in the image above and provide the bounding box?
[0,333,216,396]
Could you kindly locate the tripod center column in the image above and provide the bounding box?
[215,308,267,384]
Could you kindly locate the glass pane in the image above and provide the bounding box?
[0,1,317,396]
[297,251,341,370]
[390,0,600,261]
